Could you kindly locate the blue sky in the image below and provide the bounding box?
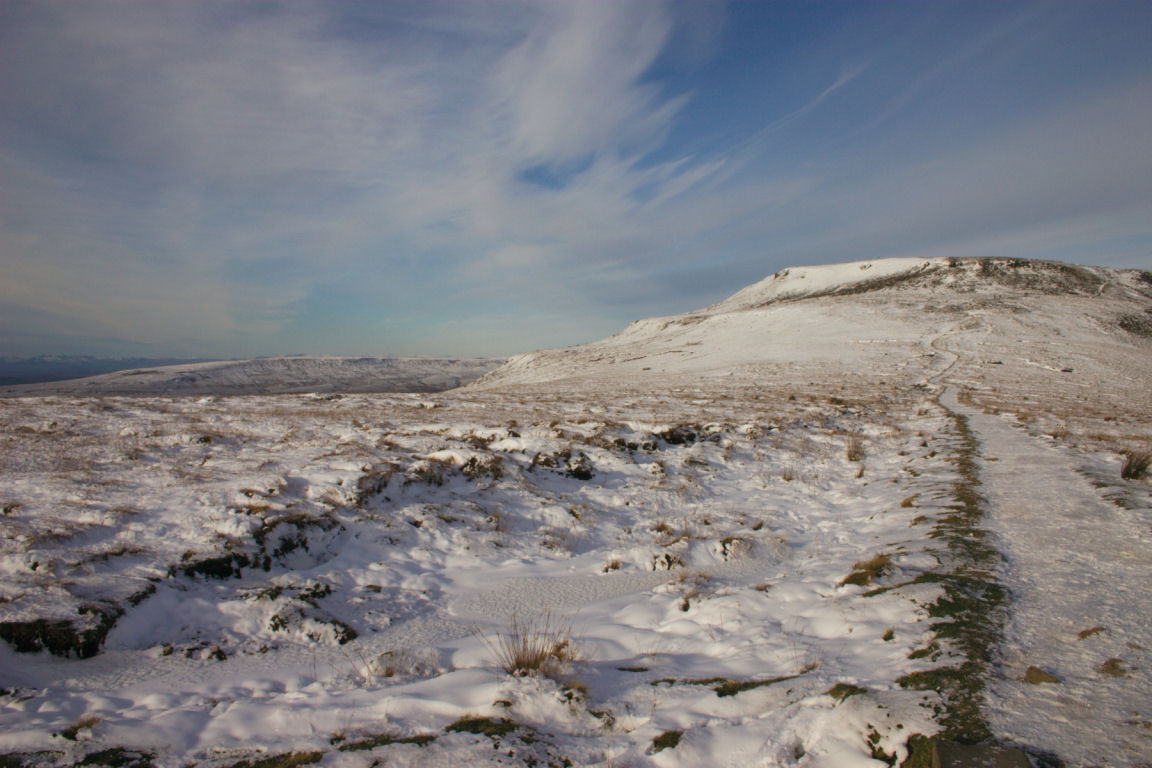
[2,1,1150,359]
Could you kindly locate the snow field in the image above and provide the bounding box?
[1,388,966,766]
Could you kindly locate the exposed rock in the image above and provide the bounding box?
[1098,658,1128,677]
[1023,666,1061,684]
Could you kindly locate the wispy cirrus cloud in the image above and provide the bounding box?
[496,1,684,164]
[1,1,738,355]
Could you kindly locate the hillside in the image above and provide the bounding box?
[474,256,1152,418]
[0,357,210,387]
[0,356,504,397]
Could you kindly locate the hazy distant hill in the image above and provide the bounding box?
[0,356,209,387]
[0,356,503,396]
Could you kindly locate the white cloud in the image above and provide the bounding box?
[0,1,737,355]
[495,1,682,163]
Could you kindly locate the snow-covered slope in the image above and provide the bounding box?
[0,356,503,397]
[473,257,1152,416]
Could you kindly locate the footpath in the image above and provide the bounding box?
[944,387,1152,767]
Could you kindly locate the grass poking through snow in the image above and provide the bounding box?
[478,612,575,677]
[839,553,892,587]
[1121,449,1151,480]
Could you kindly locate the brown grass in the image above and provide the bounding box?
[826,682,866,701]
[839,553,892,587]
[652,730,683,753]
[1099,658,1128,677]
[845,434,865,462]
[479,613,575,677]
[1121,450,1151,480]
[60,714,101,741]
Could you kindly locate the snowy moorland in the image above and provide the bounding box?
[2,257,1151,768]
[0,357,503,398]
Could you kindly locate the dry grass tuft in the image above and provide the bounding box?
[1121,449,1151,480]
[405,457,454,486]
[1098,658,1128,677]
[825,682,866,702]
[462,454,504,481]
[1023,666,1061,684]
[652,730,683,753]
[845,434,865,462]
[839,553,892,587]
[479,612,575,677]
[60,714,101,741]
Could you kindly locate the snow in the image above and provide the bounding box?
[2,256,1151,767]
[0,389,951,766]
[704,257,939,313]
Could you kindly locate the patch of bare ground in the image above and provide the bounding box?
[896,395,1008,747]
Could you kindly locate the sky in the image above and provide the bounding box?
[2,1,1151,360]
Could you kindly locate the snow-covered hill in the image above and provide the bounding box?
[474,257,1152,417]
[0,356,503,397]
[0,357,210,387]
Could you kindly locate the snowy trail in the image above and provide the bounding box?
[4,257,1152,767]
[944,390,1152,765]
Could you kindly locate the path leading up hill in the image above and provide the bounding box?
[928,301,1152,764]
